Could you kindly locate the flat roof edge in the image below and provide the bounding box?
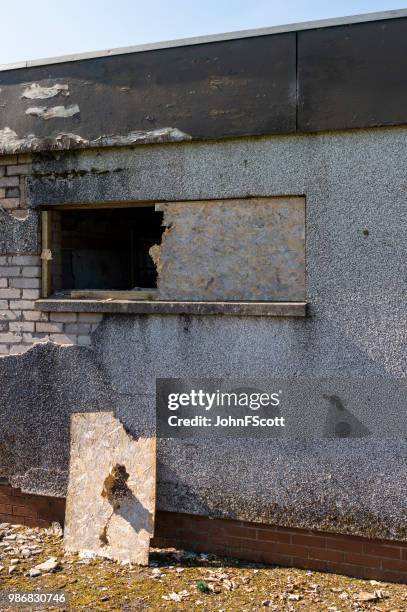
[0,8,407,73]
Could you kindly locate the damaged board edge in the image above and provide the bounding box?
[64,412,156,565]
[0,127,192,155]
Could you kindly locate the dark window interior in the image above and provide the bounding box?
[59,207,163,290]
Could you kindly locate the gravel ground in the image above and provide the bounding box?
[0,523,407,611]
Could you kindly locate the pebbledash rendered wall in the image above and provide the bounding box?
[0,125,406,544]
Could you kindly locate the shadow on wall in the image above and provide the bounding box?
[101,463,152,537]
[0,342,114,496]
[0,313,406,540]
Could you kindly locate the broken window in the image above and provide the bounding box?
[41,197,306,305]
[41,205,164,299]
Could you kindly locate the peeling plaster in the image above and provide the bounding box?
[0,127,87,152]
[0,343,125,495]
[21,83,69,100]
[25,104,80,120]
[0,126,191,154]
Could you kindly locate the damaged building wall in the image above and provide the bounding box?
[0,126,406,542]
[0,253,102,353]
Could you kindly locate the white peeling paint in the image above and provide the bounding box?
[91,127,192,146]
[21,83,69,99]
[0,126,191,154]
[25,104,80,120]
[0,127,27,149]
[0,127,87,152]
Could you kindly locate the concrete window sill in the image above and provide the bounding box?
[35,299,307,317]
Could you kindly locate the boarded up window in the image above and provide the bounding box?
[153,197,305,301]
[42,196,305,303]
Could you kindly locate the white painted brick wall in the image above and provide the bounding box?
[0,255,103,355]
[0,156,103,355]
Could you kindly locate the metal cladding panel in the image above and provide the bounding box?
[1,16,407,152]
[0,33,296,144]
[298,18,407,132]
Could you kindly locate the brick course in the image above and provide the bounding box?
[0,485,64,528]
[151,512,407,584]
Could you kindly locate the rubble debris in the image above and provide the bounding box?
[33,556,60,574]
[64,412,156,565]
[162,590,190,602]
[47,522,63,538]
[0,524,406,610]
[354,589,389,602]
[150,567,163,579]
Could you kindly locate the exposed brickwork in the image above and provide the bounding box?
[0,485,64,528]
[1,488,406,583]
[151,512,407,584]
[0,154,31,211]
[0,155,103,355]
[0,257,102,354]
